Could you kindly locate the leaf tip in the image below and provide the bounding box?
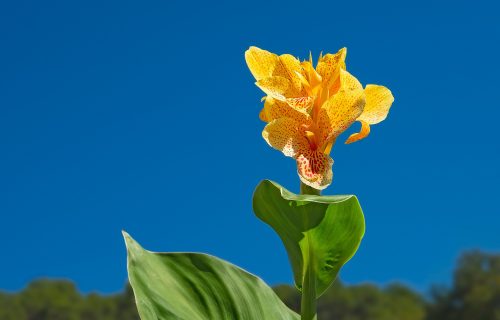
[122,230,132,245]
[122,230,144,258]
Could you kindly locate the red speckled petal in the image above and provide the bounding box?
[296,151,334,190]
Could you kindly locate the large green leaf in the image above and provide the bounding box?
[123,232,299,320]
[252,180,365,298]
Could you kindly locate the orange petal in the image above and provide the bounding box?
[317,69,365,147]
[345,120,371,144]
[296,150,334,190]
[262,117,311,157]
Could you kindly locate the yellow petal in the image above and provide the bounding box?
[259,107,269,122]
[317,69,365,147]
[259,97,311,123]
[358,85,394,124]
[245,47,305,97]
[316,48,347,93]
[245,46,279,81]
[345,120,370,144]
[297,150,333,190]
[301,60,322,91]
[344,85,393,144]
[255,76,290,101]
[323,139,335,154]
[262,117,311,157]
[277,54,305,94]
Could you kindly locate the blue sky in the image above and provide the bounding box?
[1,0,499,294]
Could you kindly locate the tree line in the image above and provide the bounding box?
[1,250,499,319]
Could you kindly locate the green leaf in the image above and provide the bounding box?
[252,180,365,298]
[123,232,299,320]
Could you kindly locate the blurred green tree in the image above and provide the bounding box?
[1,250,499,319]
[0,280,139,320]
[427,251,500,320]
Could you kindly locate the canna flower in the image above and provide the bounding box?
[245,46,394,190]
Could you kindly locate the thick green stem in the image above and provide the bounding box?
[300,182,321,196]
[300,236,317,320]
[300,182,319,320]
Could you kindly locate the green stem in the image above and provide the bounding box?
[300,182,319,320]
[300,236,317,320]
[300,182,321,196]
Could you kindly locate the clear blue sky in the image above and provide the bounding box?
[1,0,499,294]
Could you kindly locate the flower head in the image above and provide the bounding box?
[245,47,394,190]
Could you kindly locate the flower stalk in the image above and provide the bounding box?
[299,182,319,319]
[300,235,318,320]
